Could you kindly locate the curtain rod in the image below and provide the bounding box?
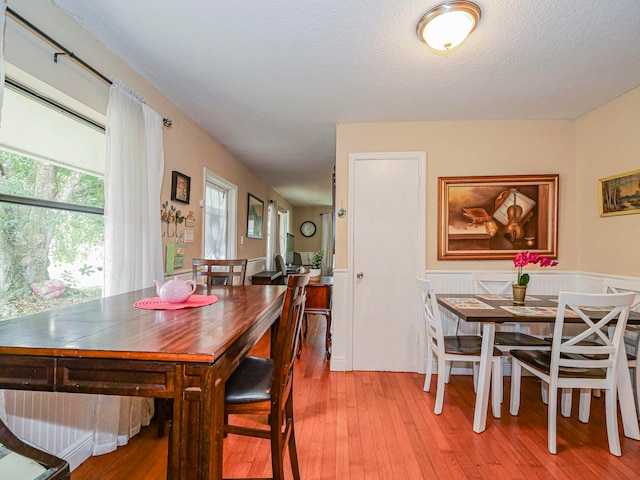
[5,6,173,128]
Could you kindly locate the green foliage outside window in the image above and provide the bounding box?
[0,150,105,320]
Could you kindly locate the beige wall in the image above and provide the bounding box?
[6,1,292,269]
[292,206,332,253]
[335,120,577,271]
[575,86,640,276]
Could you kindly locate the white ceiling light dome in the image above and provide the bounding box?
[416,1,482,51]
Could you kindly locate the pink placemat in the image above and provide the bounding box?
[134,294,218,310]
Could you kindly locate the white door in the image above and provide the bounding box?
[350,152,425,372]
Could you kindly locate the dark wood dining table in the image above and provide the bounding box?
[437,293,640,438]
[0,284,286,480]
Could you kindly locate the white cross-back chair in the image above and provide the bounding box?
[560,278,640,421]
[473,272,551,401]
[603,278,640,417]
[418,277,502,417]
[509,291,635,456]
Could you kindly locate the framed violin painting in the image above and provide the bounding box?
[438,174,559,260]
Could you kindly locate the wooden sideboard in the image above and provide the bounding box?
[303,276,333,358]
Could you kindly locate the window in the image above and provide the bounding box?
[203,168,237,260]
[0,78,105,321]
[278,209,289,259]
[204,181,228,259]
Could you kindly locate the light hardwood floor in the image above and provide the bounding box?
[72,317,640,479]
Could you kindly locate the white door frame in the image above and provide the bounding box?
[203,167,238,259]
[346,151,426,371]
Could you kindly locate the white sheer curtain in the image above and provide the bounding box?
[94,80,164,455]
[320,213,333,276]
[0,1,7,125]
[205,182,227,259]
[266,200,279,270]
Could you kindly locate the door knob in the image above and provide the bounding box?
[356,272,364,279]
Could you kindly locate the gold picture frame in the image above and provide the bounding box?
[438,174,559,260]
[598,169,640,217]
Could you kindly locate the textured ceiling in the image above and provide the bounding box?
[52,0,640,206]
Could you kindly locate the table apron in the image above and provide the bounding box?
[0,355,181,397]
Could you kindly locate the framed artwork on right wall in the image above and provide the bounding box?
[598,169,640,217]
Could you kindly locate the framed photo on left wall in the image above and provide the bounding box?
[247,194,264,239]
[171,171,191,204]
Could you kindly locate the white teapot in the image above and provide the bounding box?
[154,277,196,303]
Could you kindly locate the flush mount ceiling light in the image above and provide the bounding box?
[416,1,481,52]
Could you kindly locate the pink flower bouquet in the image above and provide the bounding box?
[513,251,558,286]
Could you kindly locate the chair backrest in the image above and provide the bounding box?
[417,277,446,354]
[275,254,286,275]
[472,272,514,294]
[550,291,635,379]
[292,252,303,266]
[192,258,247,286]
[272,273,310,405]
[0,417,70,478]
[603,277,640,353]
[603,277,640,311]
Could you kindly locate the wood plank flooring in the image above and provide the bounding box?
[72,317,640,479]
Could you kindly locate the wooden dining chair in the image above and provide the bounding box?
[418,277,502,417]
[223,273,310,480]
[156,258,249,437]
[192,258,247,285]
[509,291,635,456]
[0,417,70,479]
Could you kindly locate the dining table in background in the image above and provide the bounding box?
[437,293,640,438]
[0,284,286,480]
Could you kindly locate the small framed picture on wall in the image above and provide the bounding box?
[171,171,191,204]
[247,193,264,239]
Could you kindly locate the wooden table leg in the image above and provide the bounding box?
[169,364,219,480]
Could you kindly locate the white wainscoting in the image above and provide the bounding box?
[246,257,267,282]
[3,391,96,470]
[331,269,640,374]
